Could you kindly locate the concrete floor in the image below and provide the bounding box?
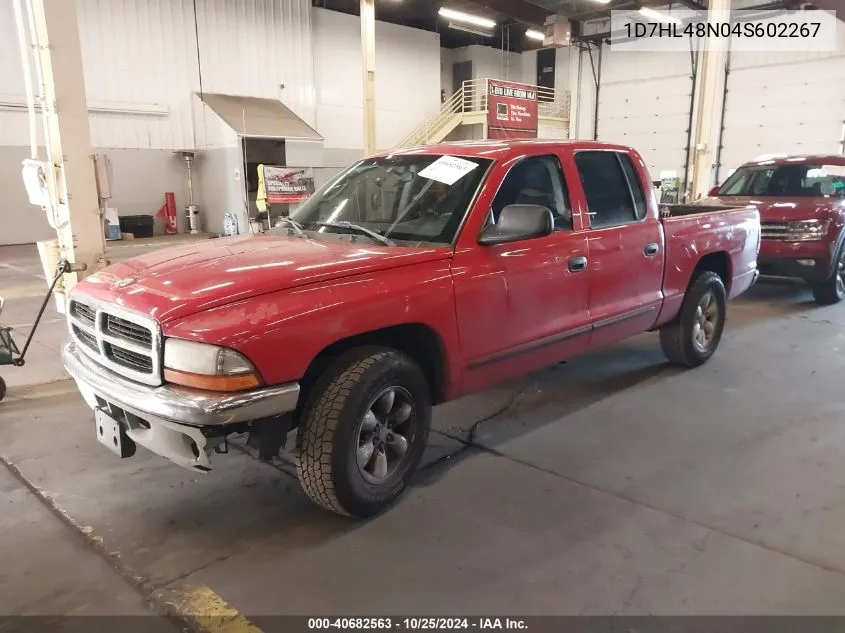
[3,242,845,625]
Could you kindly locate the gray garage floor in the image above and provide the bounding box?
[3,242,845,625]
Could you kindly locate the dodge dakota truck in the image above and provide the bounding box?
[62,140,760,517]
[703,154,845,304]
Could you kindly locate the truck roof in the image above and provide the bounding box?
[379,139,636,161]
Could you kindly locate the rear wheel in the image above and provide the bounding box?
[660,271,727,367]
[296,347,431,517]
[811,252,845,305]
[0,376,5,402]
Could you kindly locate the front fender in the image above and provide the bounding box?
[162,261,460,387]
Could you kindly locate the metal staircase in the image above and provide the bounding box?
[398,78,571,148]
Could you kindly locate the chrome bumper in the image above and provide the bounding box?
[62,341,300,470]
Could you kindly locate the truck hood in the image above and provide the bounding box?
[704,195,843,222]
[77,234,452,323]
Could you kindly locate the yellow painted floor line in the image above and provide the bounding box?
[164,585,264,633]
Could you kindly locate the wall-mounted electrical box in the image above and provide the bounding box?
[543,14,572,47]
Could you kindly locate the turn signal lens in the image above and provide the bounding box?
[163,338,262,392]
[164,368,262,392]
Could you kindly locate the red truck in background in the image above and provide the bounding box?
[702,155,845,304]
[62,140,760,518]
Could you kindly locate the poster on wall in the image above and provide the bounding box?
[487,80,538,140]
[261,165,316,204]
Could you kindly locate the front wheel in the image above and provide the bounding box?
[296,347,431,517]
[660,271,727,367]
[811,253,845,305]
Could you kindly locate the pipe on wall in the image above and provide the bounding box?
[681,43,699,201]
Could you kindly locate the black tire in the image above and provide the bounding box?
[660,271,727,368]
[0,376,5,402]
[811,252,845,305]
[295,346,431,517]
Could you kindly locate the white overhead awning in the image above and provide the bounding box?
[198,92,322,141]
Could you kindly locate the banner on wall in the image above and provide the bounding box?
[259,165,316,204]
[487,80,538,140]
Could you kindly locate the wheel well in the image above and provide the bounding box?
[297,324,448,412]
[694,251,731,294]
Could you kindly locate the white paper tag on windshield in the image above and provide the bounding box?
[418,155,479,186]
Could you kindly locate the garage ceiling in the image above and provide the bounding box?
[313,0,555,51]
[314,0,812,51]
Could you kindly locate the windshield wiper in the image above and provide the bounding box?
[276,217,306,238]
[314,221,395,246]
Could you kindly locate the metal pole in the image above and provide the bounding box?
[689,0,732,199]
[361,0,376,155]
[24,0,105,306]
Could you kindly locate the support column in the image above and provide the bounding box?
[27,0,105,299]
[361,0,377,154]
[689,0,731,199]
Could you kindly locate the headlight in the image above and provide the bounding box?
[163,338,262,392]
[787,219,829,241]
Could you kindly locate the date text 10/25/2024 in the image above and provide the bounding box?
[307,618,528,630]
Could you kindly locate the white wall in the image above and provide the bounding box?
[0,0,443,243]
[313,7,441,150]
[450,45,527,84]
[719,23,845,177]
[0,0,316,150]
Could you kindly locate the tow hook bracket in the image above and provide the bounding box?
[247,414,293,461]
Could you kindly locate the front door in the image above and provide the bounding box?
[570,149,664,346]
[453,154,592,394]
[453,61,473,111]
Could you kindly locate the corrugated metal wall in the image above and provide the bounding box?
[0,0,315,150]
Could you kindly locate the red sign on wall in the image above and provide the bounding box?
[487,80,538,140]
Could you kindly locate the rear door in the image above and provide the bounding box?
[570,149,664,345]
[453,152,592,393]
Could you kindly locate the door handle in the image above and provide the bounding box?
[568,256,588,272]
[644,243,659,257]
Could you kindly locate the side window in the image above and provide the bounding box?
[574,151,638,228]
[491,155,571,230]
[618,153,647,220]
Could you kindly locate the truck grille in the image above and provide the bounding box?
[761,222,791,240]
[68,296,161,386]
[105,343,154,373]
[103,314,153,348]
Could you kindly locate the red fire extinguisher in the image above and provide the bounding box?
[156,192,178,235]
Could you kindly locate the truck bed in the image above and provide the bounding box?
[660,203,749,218]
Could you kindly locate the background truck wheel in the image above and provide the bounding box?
[660,271,727,368]
[811,255,845,305]
[296,347,431,517]
[0,376,5,402]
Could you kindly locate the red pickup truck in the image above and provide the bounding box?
[62,140,760,517]
[703,155,845,304]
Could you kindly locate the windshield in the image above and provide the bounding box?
[279,154,492,247]
[718,163,845,197]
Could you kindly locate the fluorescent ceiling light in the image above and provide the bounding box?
[638,7,682,24]
[590,0,612,3]
[438,7,496,29]
[525,29,544,40]
[448,22,495,37]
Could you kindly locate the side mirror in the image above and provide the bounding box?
[707,185,720,197]
[478,204,554,246]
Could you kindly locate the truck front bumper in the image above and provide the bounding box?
[61,341,300,471]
